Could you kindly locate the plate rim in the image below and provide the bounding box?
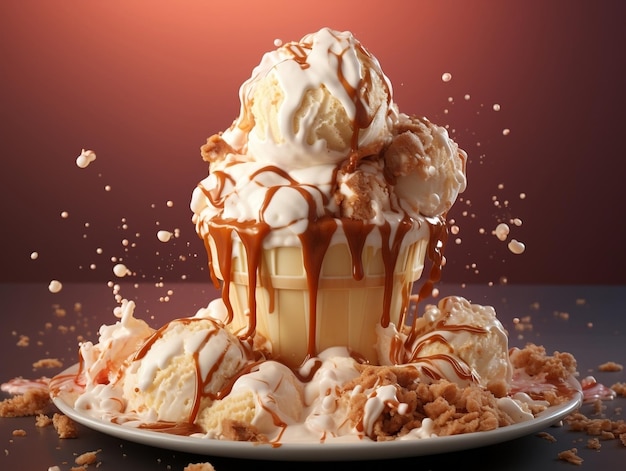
[50,364,583,461]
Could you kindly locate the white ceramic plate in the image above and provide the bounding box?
[51,365,582,461]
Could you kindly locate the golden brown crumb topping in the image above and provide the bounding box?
[32,358,63,369]
[598,361,623,372]
[74,450,100,466]
[612,382,626,396]
[184,463,217,471]
[558,448,583,465]
[342,364,513,440]
[0,389,50,417]
[52,413,79,439]
[510,343,577,382]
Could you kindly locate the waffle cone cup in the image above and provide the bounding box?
[212,233,428,368]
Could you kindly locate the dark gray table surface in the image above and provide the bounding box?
[1,282,625,469]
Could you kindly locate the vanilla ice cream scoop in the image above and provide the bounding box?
[384,114,467,217]
[197,360,305,439]
[220,27,397,169]
[123,317,251,423]
[407,296,512,396]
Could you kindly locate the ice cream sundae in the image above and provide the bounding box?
[47,28,580,446]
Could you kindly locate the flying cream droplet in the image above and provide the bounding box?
[48,280,63,293]
[113,263,131,277]
[76,149,96,168]
[157,230,173,242]
[441,72,452,82]
[494,223,510,241]
[508,239,526,254]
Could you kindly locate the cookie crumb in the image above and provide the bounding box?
[11,429,26,437]
[0,389,50,417]
[611,382,626,396]
[598,361,623,372]
[536,431,557,442]
[32,358,63,369]
[565,410,626,445]
[184,463,216,471]
[558,448,583,465]
[75,449,101,466]
[53,413,79,439]
[586,438,601,450]
[36,413,53,427]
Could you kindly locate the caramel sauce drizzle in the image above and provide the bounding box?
[284,42,312,69]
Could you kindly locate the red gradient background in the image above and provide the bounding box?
[1,0,625,285]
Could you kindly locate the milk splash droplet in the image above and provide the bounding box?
[441,72,452,82]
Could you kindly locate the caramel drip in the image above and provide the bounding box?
[416,217,448,302]
[202,235,221,290]
[207,224,235,321]
[379,216,414,328]
[341,219,375,280]
[237,224,270,339]
[297,217,337,362]
[207,219,271,330]
[403,218,449,346]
